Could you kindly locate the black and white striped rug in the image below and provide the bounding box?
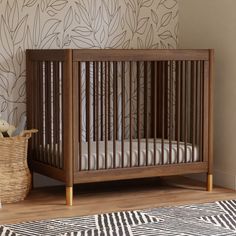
[2,200,236,236]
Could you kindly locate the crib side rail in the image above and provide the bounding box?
[26,49,73,183]
[72,49,213,178]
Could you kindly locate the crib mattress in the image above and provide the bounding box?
[79,139,199,171]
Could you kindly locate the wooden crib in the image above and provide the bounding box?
[26,49,214,206]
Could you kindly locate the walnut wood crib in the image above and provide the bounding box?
[26,49,214,206]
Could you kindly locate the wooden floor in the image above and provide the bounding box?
[1,176,236,225]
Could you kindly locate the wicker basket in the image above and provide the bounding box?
[0,129,38,203]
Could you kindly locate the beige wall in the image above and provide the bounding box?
[179,0,236,189]
[0,0,179,125]
[0,0,179,187]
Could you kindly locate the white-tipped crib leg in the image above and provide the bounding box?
[66,187,73,206]
[207,174,213,192]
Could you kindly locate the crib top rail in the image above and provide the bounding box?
[26,49,211,62]
[73,49,210,62]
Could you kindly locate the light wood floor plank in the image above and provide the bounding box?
[0,176,236,224]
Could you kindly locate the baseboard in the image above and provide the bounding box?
[186,169,236,190]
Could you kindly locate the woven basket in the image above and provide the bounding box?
[0,129,38,203]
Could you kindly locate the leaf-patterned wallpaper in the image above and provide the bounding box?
[0,0,178,125]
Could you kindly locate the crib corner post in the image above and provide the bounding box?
[63,49,74,206]
[66,186,73,206]
[207,49,214,193]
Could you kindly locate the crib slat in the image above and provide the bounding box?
[32,62,37,161]
[105,62,108,169]
[113,62,117,168]
[129,62,133,167]
[164,62,168,140]
[38,61,44,163]
[176,61,180,164]
[157,62,162,147]
[45,61,49,164]
[144,62,148,166]
[180,61,184,142]
[196,61,200,162]
[86,62,91,170]
[33,61,39,162]
[200,61,204,162]
[93,62,96,142]
[161,62,165,164]
[169,61,173,165]
[43,61,47,164]
[59,62,63,169]
[157,62,162,165]
[180,61,184,160]
[154,62,157,165]
[95,62,99,170]
[184,61,188,163]
[93,61,99,170]
[137,61,141,166]
[100,62,104,141]
[191,61,196,162]
[108,62,111,141]
[78,62,82,171]
[122,62,125,168]
[46,61,52,165]
[53,62,59,168]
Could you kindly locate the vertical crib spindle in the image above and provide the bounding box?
[161,62,165,164]
[154,62,157,165]
[105,62,108,169]
[200,61,204,162]
[144,62,149,166]
[169,61,173,164]
[46,61,52,164]
[184,61,188,163]
[93,62,96,142]
[129,62,133,167]
[137,62,141,166]
[38,61,44,163]
[100,62,104,141]
[53,61,60,167]
[176,61,180,163]
[122,62,125,168]
[191,61,196,162]
[86,62,91,170]
[108,63,111,140]
[180,61,184,143]
[34,62,39,162]
[96,62,99,170]
[58,62,61,168]
[195,61,199,162]
[42,62,47,163]
[78,62,82,171]
[113,62,117,168]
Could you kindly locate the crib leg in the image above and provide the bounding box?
[66,186,73,206]
[207,174,213,192]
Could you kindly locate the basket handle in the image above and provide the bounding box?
[20,129,38,139]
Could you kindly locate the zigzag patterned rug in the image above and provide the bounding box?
[2,200,236,236]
